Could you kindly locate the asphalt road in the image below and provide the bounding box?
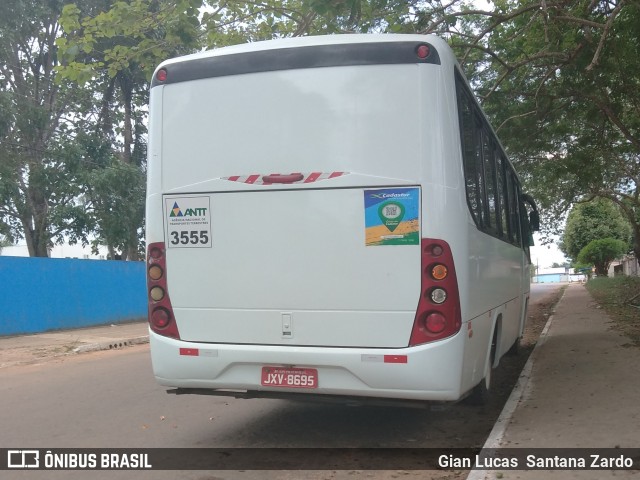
[0,283,563,480]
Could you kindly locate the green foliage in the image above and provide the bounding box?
[0,0,92,256]
[85,162,146,259]
[71,130,146,259]
[2,0,638,263]
[577,238,628,277]
[57,0,203,83]
[57,0,183,259]
[455,1,640,264]
[561,199,631,262]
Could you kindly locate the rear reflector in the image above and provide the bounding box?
[384,355,408,364]
[180,348,199,356]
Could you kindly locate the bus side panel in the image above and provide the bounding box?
[458,224,526,392]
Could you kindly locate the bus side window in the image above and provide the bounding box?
[495,151,510,241]
[473,115,488,229]
[457,79,485,228]
[506,172,521,247]
[482,132,501,238]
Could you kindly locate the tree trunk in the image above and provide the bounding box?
[127,229,140,261]
[594,262,608,277]
[118,73,133,164]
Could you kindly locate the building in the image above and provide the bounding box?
[532,267,585,283]
[610,254,639,277]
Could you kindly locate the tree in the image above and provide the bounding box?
[56,0,204,259]
[52,0,640,266]
[73,130,147,260]
[0,0,92,256]
[57,0,382,259]
[578,238,627,276]
[561,198,631,262]
[441,1,640,265]
[0,234,11,254]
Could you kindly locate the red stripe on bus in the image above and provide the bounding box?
[305,172,322,183]
[246,175,260,184]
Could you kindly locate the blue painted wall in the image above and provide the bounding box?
[533,273,564,283]
[0,257,146,336]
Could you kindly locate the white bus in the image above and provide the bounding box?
[145,34,539,405]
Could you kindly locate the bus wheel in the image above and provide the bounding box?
[467,366,491,405]
[466,329,497,406]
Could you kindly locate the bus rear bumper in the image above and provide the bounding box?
[149,330,466,402]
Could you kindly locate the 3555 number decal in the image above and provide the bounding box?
[169,230,209,246]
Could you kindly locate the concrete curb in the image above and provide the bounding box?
[465,287,568,480]
[0,334,150,370]
[72,335,150,353]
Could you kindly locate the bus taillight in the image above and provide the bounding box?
[409,239,461,346]
[147,242,181,339]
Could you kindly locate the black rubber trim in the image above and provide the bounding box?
[152,41,440,88]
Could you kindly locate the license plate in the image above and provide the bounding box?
[261,367,318,389]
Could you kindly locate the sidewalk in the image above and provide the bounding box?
[0,321,149,368]
[470,283,640,479]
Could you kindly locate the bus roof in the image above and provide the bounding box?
[157,34,450,67]
[151,34,456,88]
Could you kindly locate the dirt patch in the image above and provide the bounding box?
[0,345,74,368]
[586,276,640,348]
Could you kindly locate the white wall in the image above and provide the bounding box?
[1,243,109,259]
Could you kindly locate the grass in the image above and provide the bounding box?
[585,276,640,347]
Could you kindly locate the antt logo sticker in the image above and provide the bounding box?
[164,197,212,248]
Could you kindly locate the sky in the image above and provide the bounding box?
[531,234,567,269]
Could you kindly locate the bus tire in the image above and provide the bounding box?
[467,369,491,406]
[466,329,497,406]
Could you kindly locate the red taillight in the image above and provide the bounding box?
[409,239,461,346]
[425,312,446,334]
[156,68,167,82]
[151,307,171,329]
[147,242,180,339]
[416,44,430,59]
